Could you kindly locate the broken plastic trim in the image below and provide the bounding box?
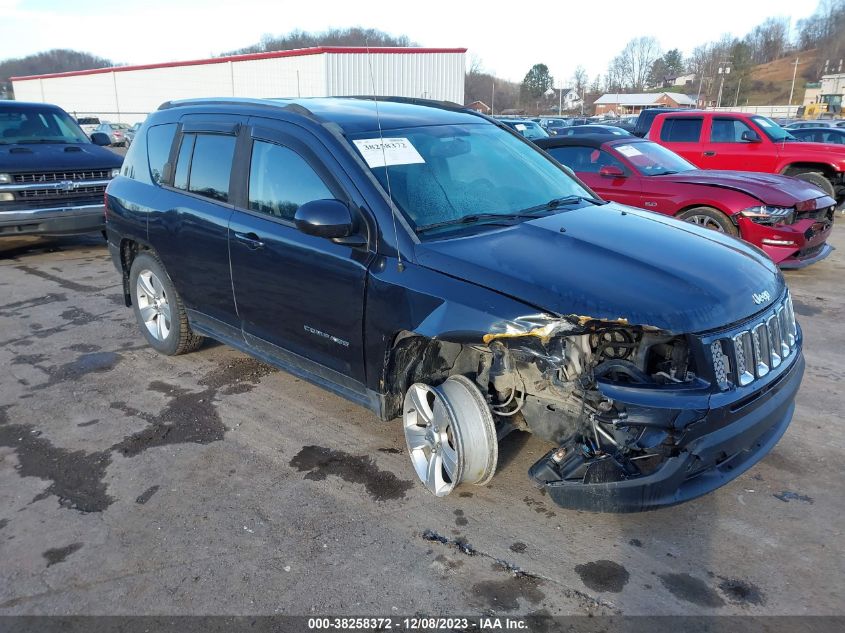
[481,313,659,345]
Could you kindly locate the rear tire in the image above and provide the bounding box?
[677,207,738,236]
[129,252,203,355]
[790,170,835,197]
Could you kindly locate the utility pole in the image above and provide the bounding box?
[715,61,731,109]
[789,57,801,106]
[734,77,742,107]
[491,78,495,116]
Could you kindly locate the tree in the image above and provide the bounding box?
[521,63,553,101]
[572,65,588,97]
[223,27,418,55]
[663,49,685,77]
[609,36,662,91]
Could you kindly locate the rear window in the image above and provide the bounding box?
[173,133,236,202]
[660,117,702,142]
[146,124,177,185]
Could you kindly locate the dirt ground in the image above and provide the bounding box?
[0,224,843,617]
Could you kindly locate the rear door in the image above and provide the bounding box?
[228,120,372,384]
[654,115,705,165]
[147,119,241,330]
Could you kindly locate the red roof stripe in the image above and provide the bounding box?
[10,46,468,81]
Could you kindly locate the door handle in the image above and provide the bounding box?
[234,231,265,250]
[703,151,717,157]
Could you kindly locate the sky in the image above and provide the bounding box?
[0,0,820,85]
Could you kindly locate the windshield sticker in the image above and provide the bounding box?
[616,145,643,157]
[352,138,425,169]
[756,118,773,127]
[515,123,527,131]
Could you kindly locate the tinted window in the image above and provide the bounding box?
[248,140,333,221]
[547,146,626,173]
[710,118,755,142]
[146,123,177,185]
[173,134,195,191]
[660,117,702,142]
[188,134,236,202]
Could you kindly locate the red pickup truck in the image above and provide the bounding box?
[648,111,845,204]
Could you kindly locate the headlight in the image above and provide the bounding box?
[739,205,795,226]
[110,168,121,178]
[0,173,11,184]
[0,192,14,202]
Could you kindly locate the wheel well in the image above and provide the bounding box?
[381,333,490,420]
[676,204,737,224]
[118,239,153,307]
[782,163,836,180]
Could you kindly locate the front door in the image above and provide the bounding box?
[228,122,372,384]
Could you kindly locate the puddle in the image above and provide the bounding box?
[659,572,725,607]
[575,560,630,593]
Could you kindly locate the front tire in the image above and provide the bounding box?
[677,206,738,236]
[790,170,835,198]
[129,252,203,355]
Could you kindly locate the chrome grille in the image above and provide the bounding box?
[711,293,798,390]
[13,170,112,184]
[17,184,107,199]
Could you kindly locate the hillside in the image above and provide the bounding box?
[741,49,819,105]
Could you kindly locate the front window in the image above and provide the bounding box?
[349,123,593,235]
[613,141,697,176]
[0,107,90,144]
[751,116,795,142]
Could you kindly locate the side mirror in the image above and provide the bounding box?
[90,132,111,146]
[741,130,761,143]
[294,199,356,240]
[599,165,626,178]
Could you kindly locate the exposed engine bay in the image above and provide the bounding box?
[480,320,700,488]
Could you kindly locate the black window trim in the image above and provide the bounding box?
[660,116,704,143]
[162,127,240,208]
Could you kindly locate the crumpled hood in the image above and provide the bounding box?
[0,143,122,172]
[415,204,784,334]
[653,170,832,207]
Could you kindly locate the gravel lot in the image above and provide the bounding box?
[0,224,843,617]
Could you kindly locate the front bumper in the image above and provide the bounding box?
[0,204,105,237]
[535,350,804,512]
[739,214,833,268]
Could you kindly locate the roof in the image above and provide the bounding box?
[535,135,646,150]
[0,100,65,111]
[10,46,468,82]
[594,92,696,106]
[157,96,484,134]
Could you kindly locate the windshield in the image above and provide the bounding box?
[350,123,593,235]
[751,116,796,142]
[614,140,697,176]
[0,107,90,144]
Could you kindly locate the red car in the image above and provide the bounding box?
[535,134,835,268]
[647,111,845,204]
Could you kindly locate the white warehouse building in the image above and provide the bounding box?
[11,46,466,124]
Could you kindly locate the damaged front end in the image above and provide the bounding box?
[482,298,804,512]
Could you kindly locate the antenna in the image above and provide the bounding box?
[365,39,405,273]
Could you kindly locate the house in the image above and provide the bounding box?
[467,100,491,114]
[593,92,696,115]
[670,73,696,87]
[558,88,583,110]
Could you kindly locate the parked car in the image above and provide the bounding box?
[93,122,130,146]
[536,135,834,268]
[648,110,845,203]
[633,107,695,138]
[76,116,101,136]
[784,120,840,129]
[788,127,845,145]
[555,124,631,137]
[538,118,571,135]
[125,122,143,147]
[609,115,638,133]
[105,96,804,512]
[497,118,549,139]
[0,101,122,237]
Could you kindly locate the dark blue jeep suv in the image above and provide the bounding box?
[105,97,804,511]
[0,101,122,237]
